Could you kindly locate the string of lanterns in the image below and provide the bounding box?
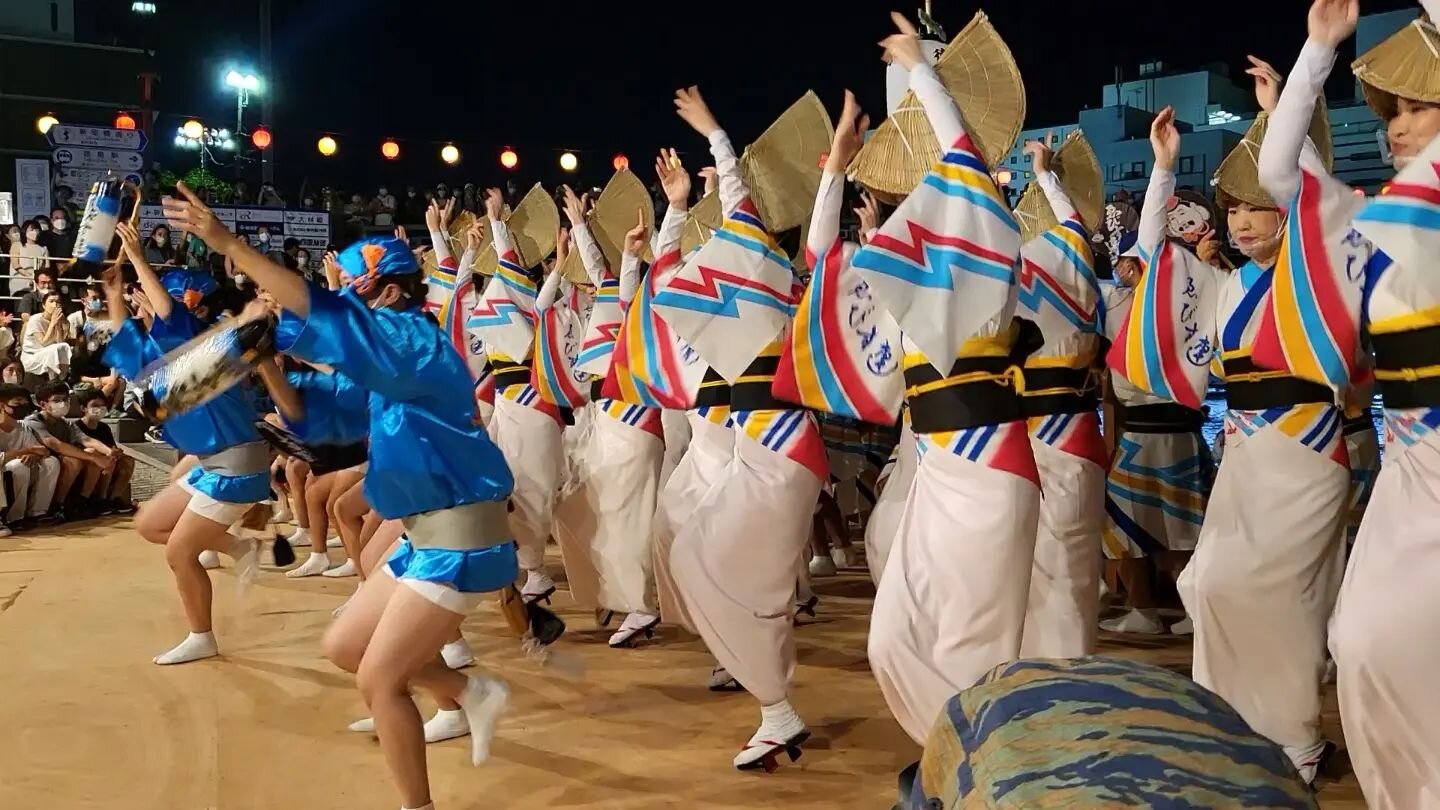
[39,111,633,174]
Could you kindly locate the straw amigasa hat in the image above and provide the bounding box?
[1352,11,1440,120]
[554,238,588,285]
[1013,130,1104,244]
[739,90,835,232]
[472,183,559,274]
[590,168,656,268]
[1211,104,1333,209]
[680,189,723,256]
[420,210,481,279]
[849,11,1027,203]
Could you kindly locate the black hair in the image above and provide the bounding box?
[42,290,63,304]
[0,383,31,403]
[388,272,427,304]
[74,386,108,408]
[35,266,57,283]
[283,237,301,253]
[35,380,70,403]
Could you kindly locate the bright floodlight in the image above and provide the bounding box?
[226,70,243,88]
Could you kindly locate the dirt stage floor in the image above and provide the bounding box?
[2,518,1367,809]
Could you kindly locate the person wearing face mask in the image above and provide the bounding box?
[1114,65,1348,783]
[165,180,566,810]
[24,381,115,521]
[20,289,72,382]
[72,386,136,514]
[255,226,273,251]
[70,286,123,412]
[7,220,50,290]
[106,220,269,666]
[145,224,175,267]
[46,207,75,261]
[375,187,397,228]
[1257,1,1440,803]
[1097,232,1213,639]
[0,385,61,533]
[17,268,60,329]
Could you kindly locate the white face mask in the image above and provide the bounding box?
[86,406,106,420]
[257,232,270,244]
[234,273,249,286]
[46,401,69,418]
[52,218,67,232]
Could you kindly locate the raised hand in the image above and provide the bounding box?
[394,224,409,244]
[854,191,880,242]
[560,185,589,227]
[555,226,571,266]
[162,182,236,251]
[699,166,718,195]
[879,12,925,71]
[1150,106,1181,172]
[466,219,486,250]
[115,222,144,263]
[623,208,649,256]
[1245,55,1283,114]
[675,86,721,137]
[1023,131,1057,175]
[1308,0,1358,48]
[656,148,692,206]
[484,188,505,221]
[827,90,870,171]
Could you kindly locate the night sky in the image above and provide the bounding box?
[109,0,1419,193]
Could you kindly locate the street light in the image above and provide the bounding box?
[36,114,58,135]
[223,68,262,141]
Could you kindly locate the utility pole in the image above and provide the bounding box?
[259,0,274,184]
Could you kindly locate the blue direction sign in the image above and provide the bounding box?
[53,147,145,172]
[46,124,148,153]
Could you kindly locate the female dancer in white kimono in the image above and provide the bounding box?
[665,86,828,770]
[856,15,1040,747]
[1124,97,1348,782]
[1014,134,1108,659]
[475,189,563,604]
[1099,236,1211,636]
[550,179,679,647]
[1259,1,1440,802]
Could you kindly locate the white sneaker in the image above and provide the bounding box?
[197,549,222,570]
[807,555,837,577]
[734,700,809,771]
[1169,615,1194,636]
[442,638,476,669]
[1100,608,1166,635]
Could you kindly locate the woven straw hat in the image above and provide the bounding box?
[849,11,1026,203]
[681,190,723,256]
[739,91,835,232]
[420,210,483,278]
[1352,14,1440,120]
[508,183,560,269]
[1212,105,1333,209]
[592,168,656,267]
[1013,130,1103,243]
[556,236,588,285]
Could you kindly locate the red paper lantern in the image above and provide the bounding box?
[114,112,137,130]
[251,127,273,150]
[612,153,629,171]
[381,140,401,160]
[499,147,519,170]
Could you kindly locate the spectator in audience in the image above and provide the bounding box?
[0,384,60,531]
[1,223,21,295]
[400,186,424,223]
[21,289,72,381]
[144,225,174,267]
[294,248,312,277]
[375,186,397,227]
[232,181,251,205]
[26,381,113,520]
[71,386,135,514]
[7,220,49,291]
[45,207,76,261]
[258,183,284,207]
[461,183,479,214]
[69,286,122,411]
[17,268,59,323]
[0,313,14,362]
[2,361,22,386]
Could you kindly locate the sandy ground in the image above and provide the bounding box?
[1,519,1366,809]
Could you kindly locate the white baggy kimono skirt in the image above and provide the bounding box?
[659,408,692,488]
[864,420,916,586]
[669,409,824,705]
[488,392,564,573]
[653,410,733,634]
[552,403,663,613]
[869,420,1041,744]
[1177,263,1348,760]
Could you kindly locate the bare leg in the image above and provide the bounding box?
[169,454,199,484]
[55,456,83,508]
[78,459,103,498]
[358,513,395,577]
[110,455,135,502]
[286,458,311,532]
[304,471,336,553]
[327,468,367,565]
[164,508,241,633]
[356,586,468,810]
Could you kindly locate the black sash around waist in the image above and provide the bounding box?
[1343,413,1376,435]
[730,355,786,413]
[492,361,532,392]
[694,367,731,409]
[1019,366,1099,418]
[904,356,1022,434]
[1222,357,1333,411]
[1371,325,1440,410]
[590,378,606,402]
[1118,402,1205,434]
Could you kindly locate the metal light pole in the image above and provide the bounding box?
[259,0,274,185]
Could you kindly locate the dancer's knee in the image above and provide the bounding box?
[355,654,409,705]
[322,625,366,674]
[135,502,172,545]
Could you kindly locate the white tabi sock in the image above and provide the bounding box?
[153,631,218,665]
